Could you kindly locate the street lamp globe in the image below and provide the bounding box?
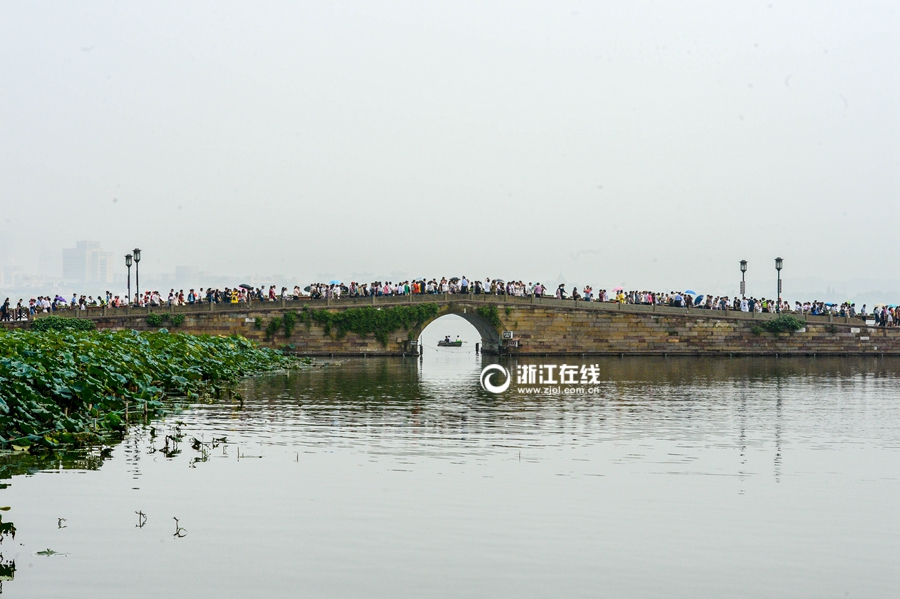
[740,260,747,273]
[125,254,133,267]
[775,257,783,271]
[133,248,141,263]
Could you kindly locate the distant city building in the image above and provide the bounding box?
[0,233,11,265]
[62,241,113,284]
[175,265,200,285]
[0,261,24,288]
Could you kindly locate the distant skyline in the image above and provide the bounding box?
[2,239,898,305]
[1,2,897,299]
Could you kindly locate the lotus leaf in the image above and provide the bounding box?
[0,329,297,447]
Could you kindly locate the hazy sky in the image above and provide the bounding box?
[1,1,897,297]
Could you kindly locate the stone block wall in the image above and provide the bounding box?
[15,296,900,356]
[498,306,900,355]
[90,308,413,355]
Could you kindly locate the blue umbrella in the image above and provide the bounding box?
[693,294,705,305]
[329,280,341,285]
[684,289,696,295]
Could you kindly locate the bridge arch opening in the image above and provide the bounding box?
[416,309,500,355]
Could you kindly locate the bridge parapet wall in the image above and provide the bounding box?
[8,295,898,356]
[499,306,899,356]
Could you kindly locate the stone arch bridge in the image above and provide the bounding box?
[17,294,900,356]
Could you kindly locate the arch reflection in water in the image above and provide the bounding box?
[417,314,483,399]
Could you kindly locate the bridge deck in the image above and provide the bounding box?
[11,293,869,329]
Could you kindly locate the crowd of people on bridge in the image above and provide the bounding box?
[3,275,898,328]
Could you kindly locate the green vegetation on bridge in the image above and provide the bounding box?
[265,303,441,345]
[753,314,806,334]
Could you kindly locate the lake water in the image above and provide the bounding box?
[2,350,899,598]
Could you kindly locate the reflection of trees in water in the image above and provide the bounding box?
[240,357,900,404]
[238,356,900,410]
[235,360,488,443]
[0,513,16,590]
[0,551,14,591]
[0,445,107,591]
[229,356,900,456]
[0,447,106,482]
[242,360,426,407]
[0,516,14,543]
[507,356,900,384]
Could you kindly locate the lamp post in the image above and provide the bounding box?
[133,248,141,305]
[740,260,747,298]
[775,257,783,312]
[125,254,133,304]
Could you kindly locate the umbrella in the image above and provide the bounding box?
[239,284,253,290]
[684,289,697,295]
[693,295,705,306]
[329,280,341,285]
[303,285,312,292]
[612,286,624,292]
[449,277,460,282]
[825,303,836,307]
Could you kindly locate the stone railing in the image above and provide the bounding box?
[14,293,871,330]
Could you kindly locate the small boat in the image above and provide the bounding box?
[438,338,463,347]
